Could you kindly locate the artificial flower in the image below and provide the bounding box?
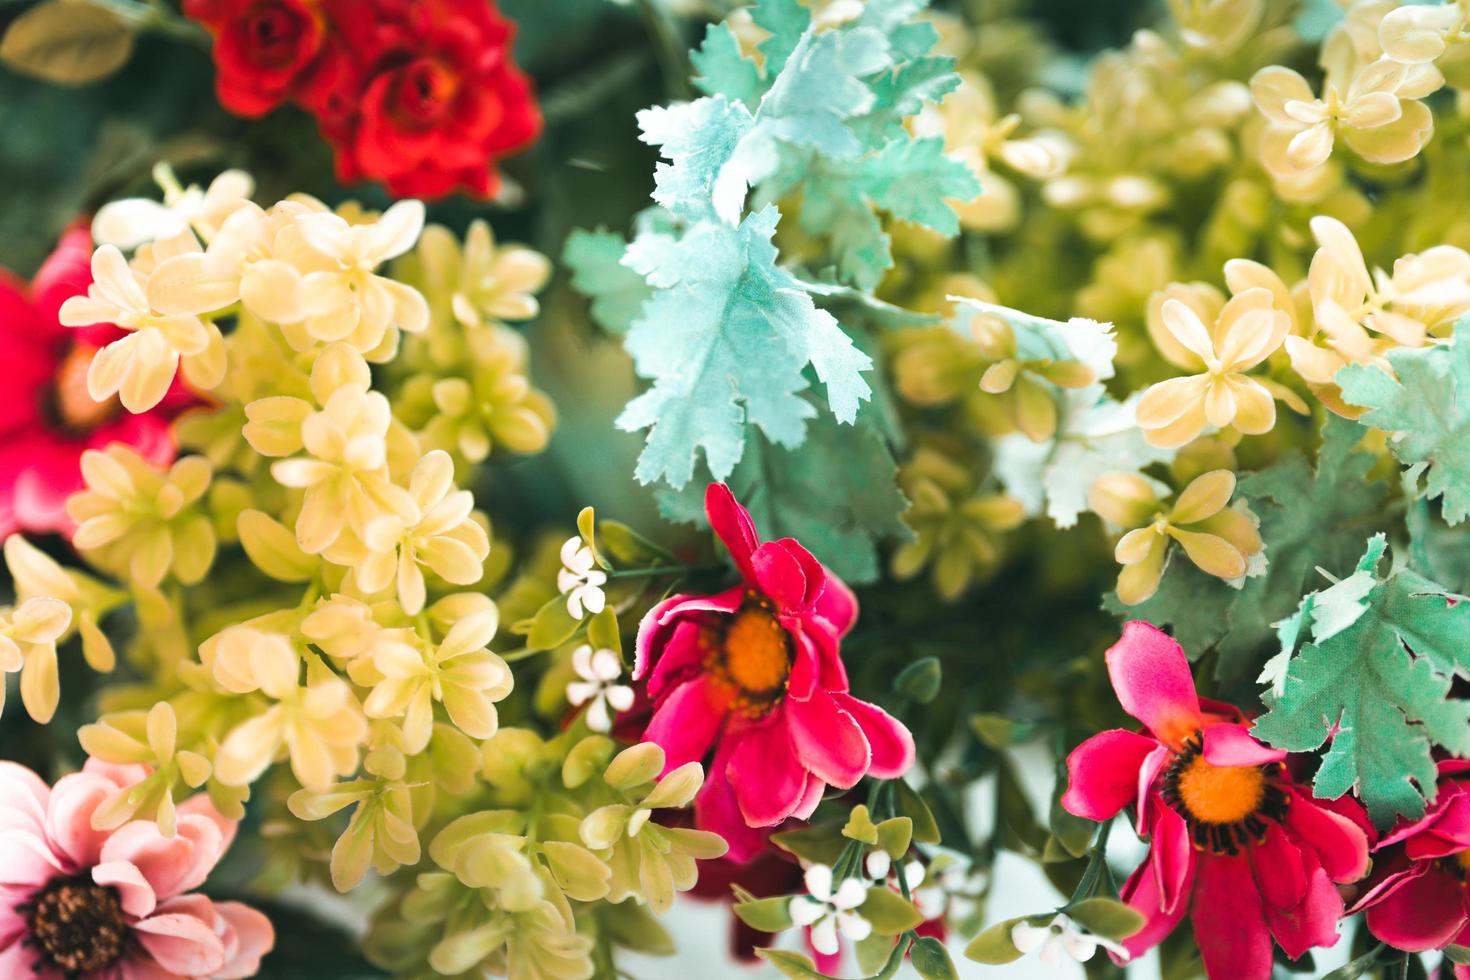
[1010,913,1129,966]
[633,483,915,861]
[1061,622,1373,979]
[1090,469,1262,604]
[91,168,254,251]
[566,644,634,733]
[185,0,328,117]
[558,534,608,620]
[0,228,184,537]
[788,864,872,957]
[0,596,71,723]
[0,760,273,978]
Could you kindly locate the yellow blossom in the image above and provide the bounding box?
[0,596,71,723]
[1090,469,1263,605]
[78,701,212,835]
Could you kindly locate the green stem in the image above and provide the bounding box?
[1067,817,1114,904]
[634,0,691,100]
[607,563,724,580]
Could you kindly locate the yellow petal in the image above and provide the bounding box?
[1171,469,1236,524]
[1168,527,1246,579]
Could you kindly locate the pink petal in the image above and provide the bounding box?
[177,794,237,857]
[811,567,857,638]
[1265,863,1344,960]
[1149,797,1193,915]
[0,936,45,978]
[1202,723,1285,767]
[787,628,842,701]
[694,742,770,863]
[93,859,158,918]
[99,814,222,903]
[46,770,121,868]
[31,227,97,325]
[1061,729,1159,820]
[1117,846,1195,961]
[727,717,808,828]
[1190,853,1273,980]
[1346,851,1421,914]
[0,762,50,832]
[705,483,760,581]
[633,586,744,681]
[1363,864,1467,951]
[1135,745,1171,835]
[1250,824,1306,910]
[830,693,915,780]
[213,901,275,979]
[785,689,870,789]
[1284,789,1371,884]
[751,542,808,612]
[132,905,226,977]
[646,619,710,701]
[774,539,825,609]
[1106,621,1202,750]
[0,829,65,887]
[642,677,732,773]
[793,774,825,821]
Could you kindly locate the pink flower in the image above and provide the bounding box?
[0,760,273,978]
[1061,622,1372,980]
[1350,760,1470,970]
[633,484,916,862]
[0,228,188,539]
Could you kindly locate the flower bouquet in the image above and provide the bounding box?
[2,0,1470,977]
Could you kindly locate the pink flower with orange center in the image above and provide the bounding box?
[633,484,916,861]
[1062,622,1373,979]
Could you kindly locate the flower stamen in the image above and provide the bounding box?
[1160,735,1288,854]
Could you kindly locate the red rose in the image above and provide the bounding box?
[323,0,540,198]
[185,0,328,117]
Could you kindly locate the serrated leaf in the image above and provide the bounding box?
[562,228,650,335]
[617,208,873,488]
[654,405,907,583]
[1,0,134,85]
[1339,335,1470,524]
[1252,540,1470,824]
[636,96,754,224]
[751,0,810,77]
[691,22,763,107]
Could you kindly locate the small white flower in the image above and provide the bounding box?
[558,536,608,619]
[566,644,633,732]
[1010,913,1130,966]
[863,851,926,892]
[92,167,255,249]
[788,864,872,957]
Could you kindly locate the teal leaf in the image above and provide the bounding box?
[1252,539,1470,825]
[561,228,650,335]
[637,95,754,224]
[656,405,909,583]
[1338,336,1470,524]
[616,207,873,487]
[691,22,764,108]
[751,0,812,78]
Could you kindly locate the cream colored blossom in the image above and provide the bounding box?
[0,596,71,723]
[288,774,420,892]
[1166,0,1263,54]
[4,535,122,672]
[66,446,217,588]
[406,221,551,332]
[77,701,212,835]
[354,450,490,615]
[1251,57,1442,175]
[356,602,511,753]
[91,166,255,249]
[1136,288,1291,447]
[1090,469,1263,605]
[58,237,226,411]
[208,626,367,791]
[1379,1,1470,66]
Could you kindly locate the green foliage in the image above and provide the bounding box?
[1107,415,1388,679]
[656,404,908,583]
[561,228,650,335]
[964,918,1025,964]
[1067,897,1145,940]
[1339,335,1470,524]
[909,936,960,980]
[894,656,942,702]
[1252,538,1470,825]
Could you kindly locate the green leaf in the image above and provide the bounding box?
[732,895,795,933]
[655,405,908,583]
[894,780,940,843]
[0,0,134,85]
[875,816,912,859]
[1444,945,1470,966]
[970,713,1041,748]
[755,948,833,979]
[603,899,677,955]
[894,656,941,702]
[1252,539,1470,824]
[586,606,621,658]
[1339,335,1470,524]
[691,22,763,108]
[597,519,673,565]
[964,918,1025,964]
[1109,414,1388,680]
[751,0,811,77]
[519,595,582,652]
[909,936,959,980]
[1067,897,1145,940]
[859,886,924,933]
[561,228,651,336]
[842,804,880,844]
[636,96,755,224]
[1320,943,1386,980]
[617,207,873,488]
[771,820,848,865]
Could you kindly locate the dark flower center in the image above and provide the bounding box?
[393,58,458,126]
[46,342,118,433]
[1160,735,1289,854]
[23,876,129,974]
[245,5,306,65]
[709,593,792,714]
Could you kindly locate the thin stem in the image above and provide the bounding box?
[634,0,691,99]
[1068,817,1114,904]
[607,563,724,580]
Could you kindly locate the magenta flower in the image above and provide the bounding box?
[1061,622,1372,980]
[0,760,273,978]
[633,484,916,862]
[1350,760,1470,967]
[0,227,187,539]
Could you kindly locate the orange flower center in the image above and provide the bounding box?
[1161,735,1288,854]
[1456,850,1470,875]
[49,343,118,432]
[721,603,791,696]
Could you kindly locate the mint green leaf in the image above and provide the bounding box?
[854,55,959,143]
[691,22,763,108]
[1338,336,1470,524]
[1108,414,1389,680]
[617,207,873,487]
[751,0,811,77]
[656,405,909,583]
[637,95,754,223]
[1307,533,1387,642]
[562,228,649,335]
[1252,540,1470,824]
